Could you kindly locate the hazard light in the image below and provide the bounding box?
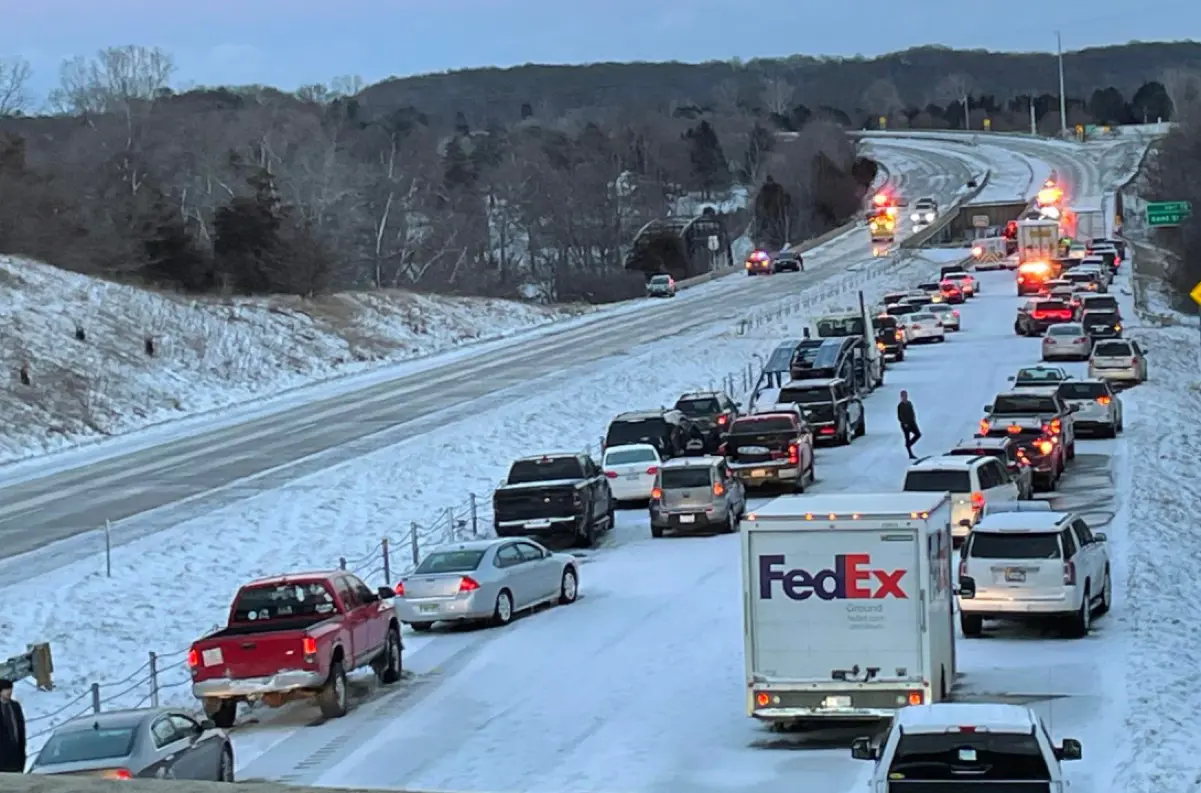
[873,192,889,205]
[971,245,983,257]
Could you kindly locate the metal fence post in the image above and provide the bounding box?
[410,522,420,566]
[91,682,101,713]
[338,557,347,570]
[148,652,159,707]
[469,494,478,536]
[444,507,455,540]
[381,538,391,585]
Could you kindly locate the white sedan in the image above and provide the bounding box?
[927,303,960,331]
[905,311,945,343]
[602,443,661,503]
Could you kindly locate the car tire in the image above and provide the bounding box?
[1014,322,1024,335]
[960,613,983,637]
[316,660,349,719]
[854,413,866,437]
[205,698,238,729]
[650,524,664,538]
[217,744,235,782]
[1064,585,1091,638]
[1095,568,1111,616]
[410,621,434,632]
[838,421,853,446]
[492,590,514,627]
[1066,440,1076,461]
[376,624,403,685]
[559,567,579,605]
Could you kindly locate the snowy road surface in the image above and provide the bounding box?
[0,141,975,574]
[230,268,1127,793]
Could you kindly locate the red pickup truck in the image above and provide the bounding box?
[188,571,403,727]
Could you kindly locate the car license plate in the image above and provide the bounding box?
[742,446,769,454]
[678,514,695,523]
[823,696,851,709]
[419,604,440,613]
[751,469,769,478]
[624,473,640,480]
[1005,569,1026,583]
[524,519,551,529]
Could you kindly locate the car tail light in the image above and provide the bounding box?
[101,769,134,780]
[716,415,727,425]
[1007,425,1021,434]
[1036,439,1053,454]
[604,470,618,479]
[646,466,659,475]
[911,324,921,330]
[717,443,727,455]
[877,341,886,351]
[302,636,318,656]
[979,419,990,434]
[1045,338,1056,344]
[459,576,481,593]
[394,581,405,597]
[1097,396,1111,405]
[970,491,985,510]
[908,691,924,705]
[1076,338,1088,344]
[1044,418,1062,435]
[651,487,662,500]
[819,427,835,435]
[895,331,903,341]
[713,482,725,496]
[1130,357,1138,365]
[958,559,967,578]
[187,648,199,668]
[755,691,770,707]
[787,442,799,465]
[1063,560,1076,585]
[952,310,960,316]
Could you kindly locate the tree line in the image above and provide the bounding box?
[0,47,868,304]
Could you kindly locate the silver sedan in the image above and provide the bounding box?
[1042,322,1093,361]
[396,537,579,630]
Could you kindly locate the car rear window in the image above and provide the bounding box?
[1082,297,1118,311]
[949,447,1007,465]
[903,469,972,493]
[886,304,919,315]
[415,550,486,574]
[605,419,667,448]
[776,387,831,406]
[730,415,796,433]
[650,275,670,284]
[1035,299,1068,311]
[674,397,720,416]
[1065,272,1095,281]
[969,531,1061,559]
[1084,311,1119,323]
[508,456,584,483]
[1094,341,1132,357]
[38,727,137,765]
[888,732,1051,781]
[993,395,1057,414]
[1058,381,1109,399]
[911,313,936,321]
[660,467,714,489]
[1046,324,1083,335]
[232,581,337,622]
[816,316,864,336]
[604,447,658,465]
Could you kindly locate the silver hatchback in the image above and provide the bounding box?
[1088,339,1148,385]
[1041,322,1092,361]
[650,456,745,537]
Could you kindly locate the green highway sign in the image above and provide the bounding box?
[1146,200,1192,227]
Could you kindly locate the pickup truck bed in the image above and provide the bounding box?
[889,782,1051,792]
[203,616,333,640]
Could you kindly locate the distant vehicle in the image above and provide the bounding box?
[946,436,1034,500]
[874,314,906,361]
[29,707,234,781]
[1057,379,1122,437]
[979,389,1076,490]
[492,453,613,546]
[1062,269,1104,293]
[938,279,965,304]
[188,572,402,727]
[1088,339,1147,384]
[673,390,741,453]
[1075,293,1120,321]
[604,408,695,458]
[720,410,815,492]
[1008,365,1071,388]
[772,251,804,272]
[905,312,945,343]
[646,274,676,297]
[902,455,1019,540]
[393,538,579,630]
[777,377,864,445]
[650,456,745,536]
[1015,259,1062,295]
[1079,309,1123,340]
[1042,323,1093,361]
[1014,298,1073,336]
[927,303,960,331]
[745,249,773,275]
[941,270,978,296]
[910,197,938,225]
[601,443,661,504]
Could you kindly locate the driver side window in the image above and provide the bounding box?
[151,717,181,748]
[169,714,201,739]
[495,544,523,568]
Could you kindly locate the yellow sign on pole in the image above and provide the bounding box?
[1190,279,1201,306]
[983,118,991,131]
[879,115,887,129]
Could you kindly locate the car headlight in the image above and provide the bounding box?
[924,212,935,222]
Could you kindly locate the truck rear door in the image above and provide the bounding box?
[196,631,316,680]
[747,525,924,682]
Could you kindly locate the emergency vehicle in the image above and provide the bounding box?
[741,493,957,728]
[868,191,898,242]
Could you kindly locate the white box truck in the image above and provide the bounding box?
[1071,207,1104,241]
[741,492,956,727]
[1016,219,1060,264]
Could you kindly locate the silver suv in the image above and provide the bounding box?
[650,456,745,537]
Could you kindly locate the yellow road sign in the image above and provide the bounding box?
[1190,280,1201,306]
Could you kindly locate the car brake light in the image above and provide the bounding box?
[1129,357,1138,365]
[1064,560,1076,585]
[979,419,990,434]
[302,636,318,656]
[819,427,835,435]
[651,487,662,500]
[787,442,799,465]
[877,341,885,351]
[952,310,959,316]
[713,482,725,496]
[604,470,618,478]
[970,491,985,510]
[716,415,727,425]
[1045,338,1056,344]
[1076,338,1088,344]
[394,581,405,597]
[187,648,199,668]
[895,330,903,341]
[102,769,134,780]
[646,466,659,475]
[911,324,921,330]
[954,726,978,734]
[1007,425,1021,434]
[1047,419,1061,434]
[1036,440,1053,454]
[1097,396,1111,405]
[459,576,480,593]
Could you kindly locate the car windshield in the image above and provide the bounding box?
[1064,272,1094,281]
[38,727,137,765]
[970,531,1062,559]
[777,387,832,406]
[904,296,932,305]
[949,447,1007,465]
[415,550,486,574]
[604,447,658,465]
[993,395,1058,414]
[660,467,714,489]
[918,283,940,290]
[816,316,864,337]
[888,732,1051,781]
[508,456,583,483]
[946,272,969,279]
[730,415,796,433]
[232,581,337,622]
[1058,381,1109,399]
[1046,324,1083,336]
[649,275,670,284]
[1094,341,1132,357]
[903,469,972,493]
[606,419,667,447]
[674,397,720,416]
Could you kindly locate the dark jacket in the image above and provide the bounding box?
[897,400,918,428]
[0,699,25,773]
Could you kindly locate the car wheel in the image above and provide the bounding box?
[559,567,579,605]
[650,524,664,538]
[492,590,514,626]
[316,660,349,719]
[1014,322,1024,335]
[1095,568,1111,616]
[377,624,403,684]
[854,413,866,437]
[960,613,983,637]
[410,621,434,632]
[1066,440,1076,461]
[1064,585,1091,638]
[217,744,235,782]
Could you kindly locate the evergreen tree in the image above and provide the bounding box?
[683,120,729,197]
[454,111,470,136]
[1089,87,1131,124]
[1131,81,1172,122]
[443,137,476,189]
[520,102,534,120]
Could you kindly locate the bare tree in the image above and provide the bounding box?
[0,56,32,115]
[761,76,795,115]
[711,78,742,113]
[861,78,904,118]
[1160,68,1201,120]
[932,73,974,129]
[49,45,175,114]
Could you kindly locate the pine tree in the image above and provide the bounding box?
[683,121,729,198]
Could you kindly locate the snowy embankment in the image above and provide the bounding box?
[0,257,586,464]
[2,247,972,746]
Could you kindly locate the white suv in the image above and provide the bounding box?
[903,455,1019,542]
[958,503,1110,638]
[1056,379,1122,437]
[851,702,1081,790]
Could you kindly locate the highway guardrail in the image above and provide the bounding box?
[899,169,992,250]
[1,643,54,690]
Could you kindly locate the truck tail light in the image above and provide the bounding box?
[1036,439,1054,454]
[394,581,405,597]
[302,636,318,656]
[187,648,199,668]
[604,470,618,478]
[1063,560,1076,586]
[1097,396,1111,405]
[755,691,771,707]
[716,415,727,425]
[1130,357,1138,365]
[877,341,886,351]
[1042,419,1061,435]
[646,466,659,475]
[459,576,481,593]
[787,443,800,465]
[907,691,924,705]
[979,419,990,435]
[651,487,662,500]
[970,492,985,511]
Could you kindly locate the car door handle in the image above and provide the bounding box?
[165,754,175,762]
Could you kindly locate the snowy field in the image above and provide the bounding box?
[0,256,583,463]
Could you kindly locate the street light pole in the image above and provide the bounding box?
[1056,31,1068,137]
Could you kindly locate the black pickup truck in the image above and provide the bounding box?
[492,453,613,548]
[721,409,815,493]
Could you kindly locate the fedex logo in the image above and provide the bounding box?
[758,554,908,600]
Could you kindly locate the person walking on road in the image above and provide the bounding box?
[0,678,26,773]
[897,390,921,459]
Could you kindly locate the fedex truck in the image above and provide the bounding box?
[741,492,956,727]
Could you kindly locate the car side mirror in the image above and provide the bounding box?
[1006,375,1015,381]
[1094,532,1107,542]
[1056,738,1083,761]
[199,719,216,732]
[377,586,396,599]
[850,737,877,761]
[983,404,993,412]
[958,576,976,599]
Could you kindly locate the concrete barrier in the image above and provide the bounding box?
[899,169,992,250]
[0,778,423,793]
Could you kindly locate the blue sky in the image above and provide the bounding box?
[3,0,1196,101]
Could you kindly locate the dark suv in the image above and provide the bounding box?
[874,315,905,361]
[1015,298,1073,335]
[604,409,694,459]
[672,391,740,453]
[778,377,865,445]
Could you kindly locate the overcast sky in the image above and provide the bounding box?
[4,0,1196,101]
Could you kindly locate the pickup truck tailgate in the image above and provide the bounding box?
[888,783,1052,793]
[194,632,311,679]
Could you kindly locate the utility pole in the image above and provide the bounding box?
[963,91,971,131]
[1029,93,1037,135]
[1056,31,1068,137]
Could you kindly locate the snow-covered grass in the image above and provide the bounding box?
[0,256,587,464]
[2,246,967,746]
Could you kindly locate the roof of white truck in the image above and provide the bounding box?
[749,493,949,520]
